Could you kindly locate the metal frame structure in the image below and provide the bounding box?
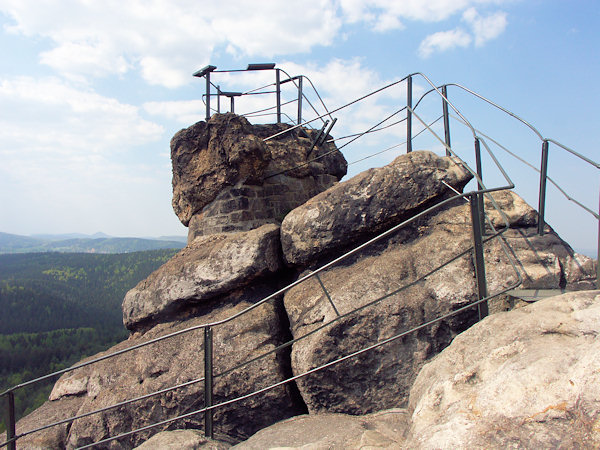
[2,70,598,450]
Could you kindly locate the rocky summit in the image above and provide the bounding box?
[12,114,597,449]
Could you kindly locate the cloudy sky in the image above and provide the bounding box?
[0,0,598,253]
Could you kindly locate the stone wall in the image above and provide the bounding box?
[188,173,339,241]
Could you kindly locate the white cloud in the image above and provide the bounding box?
[0,76,163,151]
[0,1,512,88]
[418,28,472,58]
[144,99,205,125]
[0,75,176,236]
[0,0,342,88]
[462,7,507,46]
[339,0,510,31]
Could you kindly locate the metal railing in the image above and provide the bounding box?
[194,64,331,128]
[2,70,598,449]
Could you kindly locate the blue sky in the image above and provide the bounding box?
[0,0,598,254]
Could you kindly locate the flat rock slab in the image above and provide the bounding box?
[280,150,472,267]
[232,409,410,449]
[134,430,230,449]
[406,290,600,449]
[122,224,282,330]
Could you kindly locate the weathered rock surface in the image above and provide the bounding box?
[233,409,410,449]
[280,150,472,267]
[283,190,596,415]
[171,113,347,236]
[134,430,229,449]
[122,224,282,330]
[18,298,300,449]
[405,290,600,449]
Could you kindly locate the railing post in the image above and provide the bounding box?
[470,193,489,321]
[407,75,412,153]
[538,140,549,235]
[5,391,17,450]
[297,75,303,125]
[276,69,281,124]
[315,273,340,317]
[216,85,221,114]
[205,71,211,122]
[474,138,485,234]
[442,85,451,156]
[204,326,214,439]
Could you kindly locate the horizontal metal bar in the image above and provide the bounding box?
[451,114,600,220]
[545,138,600,169]
[13,375,206,442]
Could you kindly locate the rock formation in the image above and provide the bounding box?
[12,114,597,449]
[171,113,347,241]
[233,290,600,449]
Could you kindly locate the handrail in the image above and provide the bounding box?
[3,70,597,449]
[2,182,518,449]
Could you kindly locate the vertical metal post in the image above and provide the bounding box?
[407,76,412,153]
[297,76,303,125]
[474,138,485,234]
[442,85,451,156]
[230,97,235,114]
[216,85,221,114]
[276,69,281,124]
[6,391,17,450]
[470,194,489,321]
[204,326,214,439]
[205,72,211,122]
[538,140,549,236]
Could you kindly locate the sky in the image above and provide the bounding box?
[0,0,598,254]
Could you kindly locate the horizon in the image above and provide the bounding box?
[0,1,598,254]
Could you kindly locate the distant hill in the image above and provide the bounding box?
[0,232,186,254]
[0,249,180,427]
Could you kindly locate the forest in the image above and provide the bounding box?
[0,249,179,433]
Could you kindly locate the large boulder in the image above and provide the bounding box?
[405,290,600,449]
[283,190,596,415]
[232,409,410,449]
[171,114,269,226]
[122,224,282,330]
[171,113,347,236]
[18,297,301,449]
[280,150,472,267]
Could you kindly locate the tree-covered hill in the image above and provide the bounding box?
[0,249,179,430]
[0,250,178,334]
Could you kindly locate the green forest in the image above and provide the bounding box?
[0,249,178,434]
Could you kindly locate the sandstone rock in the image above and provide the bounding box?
[405,290,600,449]
[134,430,229,449]
[171,114,269,226]
[122,224,282,330]
[171,113,347,230]
[283,190,596,415]
[2,397,85,450]
[17,298,300,449]
[280,150,472,267]
[232,409,410,449]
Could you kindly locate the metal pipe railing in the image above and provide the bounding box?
[1,170,516,448]
[3,70,597,447]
